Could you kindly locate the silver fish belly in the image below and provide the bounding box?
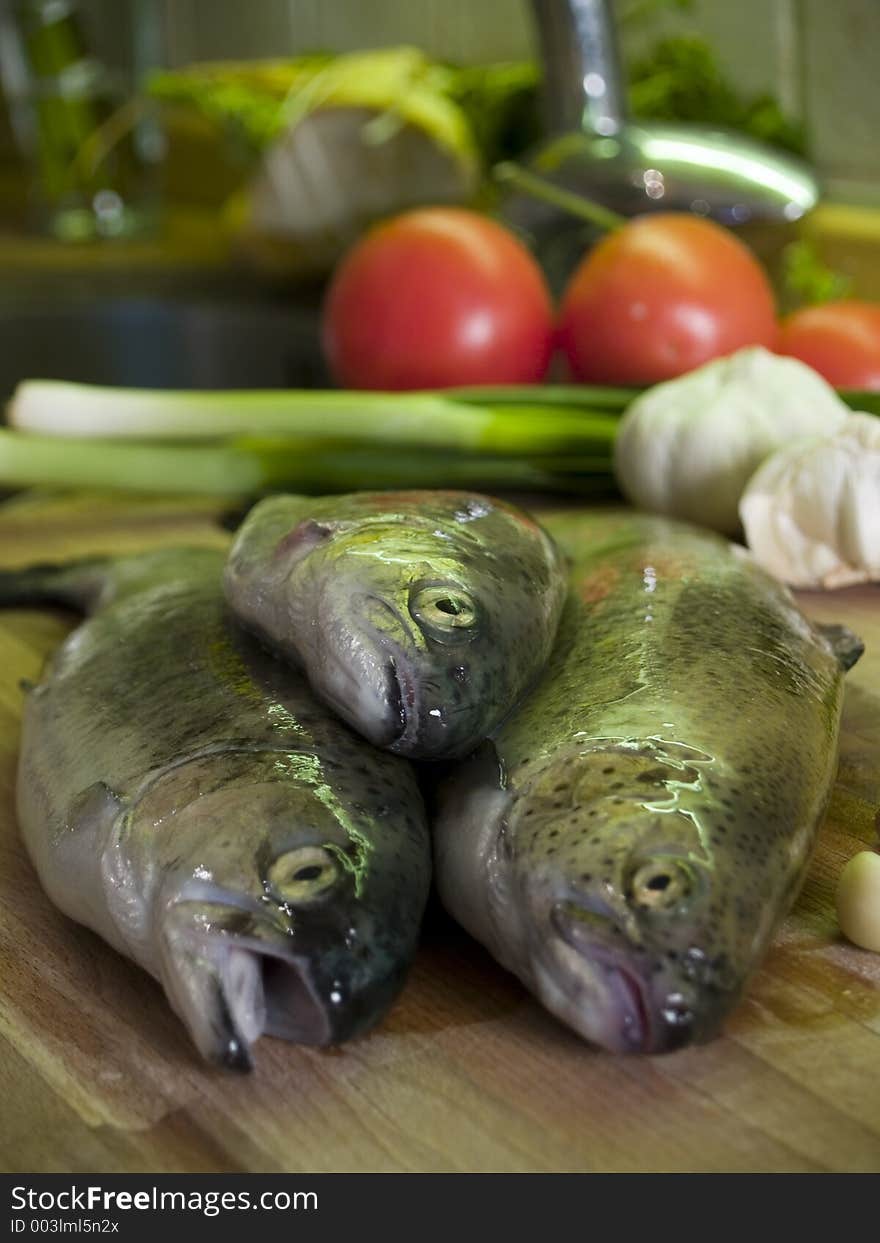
[4,547,431,1069]
[433,511,861,1054]
[224,490,567,758]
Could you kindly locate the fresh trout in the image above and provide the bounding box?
[224,490,567,758]
[2,548,431,1069]
[433,511,861,1054]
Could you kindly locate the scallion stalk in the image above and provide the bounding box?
[447,383,638,410]
[840,389,880,416]
[0,429,268,495]
[0,428,616,498]
[7,380,621,457]
[241,440,616,493]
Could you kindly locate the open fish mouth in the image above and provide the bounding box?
[160,921,335,1070]
[158,882,409,1069]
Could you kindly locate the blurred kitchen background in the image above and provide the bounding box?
[0,0,877,391]
[2,1,879,241]
[156,0,879,205]
[3,1,875,193]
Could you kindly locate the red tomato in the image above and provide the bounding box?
[322,208,554,390]
[557,213,778,385]
[777,300,880,390]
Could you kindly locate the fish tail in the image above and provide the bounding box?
[0,557,113,613]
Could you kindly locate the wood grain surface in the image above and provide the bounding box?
[1,493,878,1174]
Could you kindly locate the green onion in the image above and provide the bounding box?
[840,389,880,417]
[1,378,629,499]
[0,429,269,495]
[448,383,638,410]
[7,380,621,457]
[245,444,618,494]
[0,428,617,498]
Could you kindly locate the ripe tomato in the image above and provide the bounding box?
[557,213,778,385]
[322,208,554,390]
[777,300,880,390]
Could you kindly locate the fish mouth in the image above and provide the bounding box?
[310,646,408,749]
[386,655,421,752]
[609,963,651,1052]
[547,903,696,1054]
[542,933,653,1054]
[322,651,416,750]
[385,658,405,739]
[160,920,334,1070]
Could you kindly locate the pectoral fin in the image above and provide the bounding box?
[817,623,864,672]
[0,558,113,614]
[431,740,512,958]
[68,780,126,834]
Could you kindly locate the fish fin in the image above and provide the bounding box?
[816,623,864,672]
[0,549,217,616]
[68,781,126,834]
[218,500,255,533]
[0,557,114,614]
[432,740,512,957]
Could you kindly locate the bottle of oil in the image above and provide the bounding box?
[1,0,161,239]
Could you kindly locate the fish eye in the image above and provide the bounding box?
[628,857,698,913]
[409,583,479,644]
[267,846,339,904]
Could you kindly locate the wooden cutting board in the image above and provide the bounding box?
[1,493,878,1174]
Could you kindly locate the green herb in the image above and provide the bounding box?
[781,240,853,310]
[495,162,625,232]
[148,49,479,169]
[448,62,541,167]
[627,35,805,156]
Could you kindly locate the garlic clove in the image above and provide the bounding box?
[836,851,880,952]
[740,413,880,589]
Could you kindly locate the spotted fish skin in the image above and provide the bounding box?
[433,511,860,1054]
[224,490,567,759]
[3,548,431,1069]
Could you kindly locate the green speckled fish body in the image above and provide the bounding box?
[4,548,431,1068]
[224,490,567,758]
[434,511,859,1053]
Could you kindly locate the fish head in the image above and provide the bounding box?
[134,758,427,1068]
[503,742,751,1054]
[273,495,565,758]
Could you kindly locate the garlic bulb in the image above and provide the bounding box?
[836,851,880,952]
[613,347,850,535]
[740,413,880,589]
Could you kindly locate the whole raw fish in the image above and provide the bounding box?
[2,548,431,1069]
[433,511,861,1053]
[224,490,567,758]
